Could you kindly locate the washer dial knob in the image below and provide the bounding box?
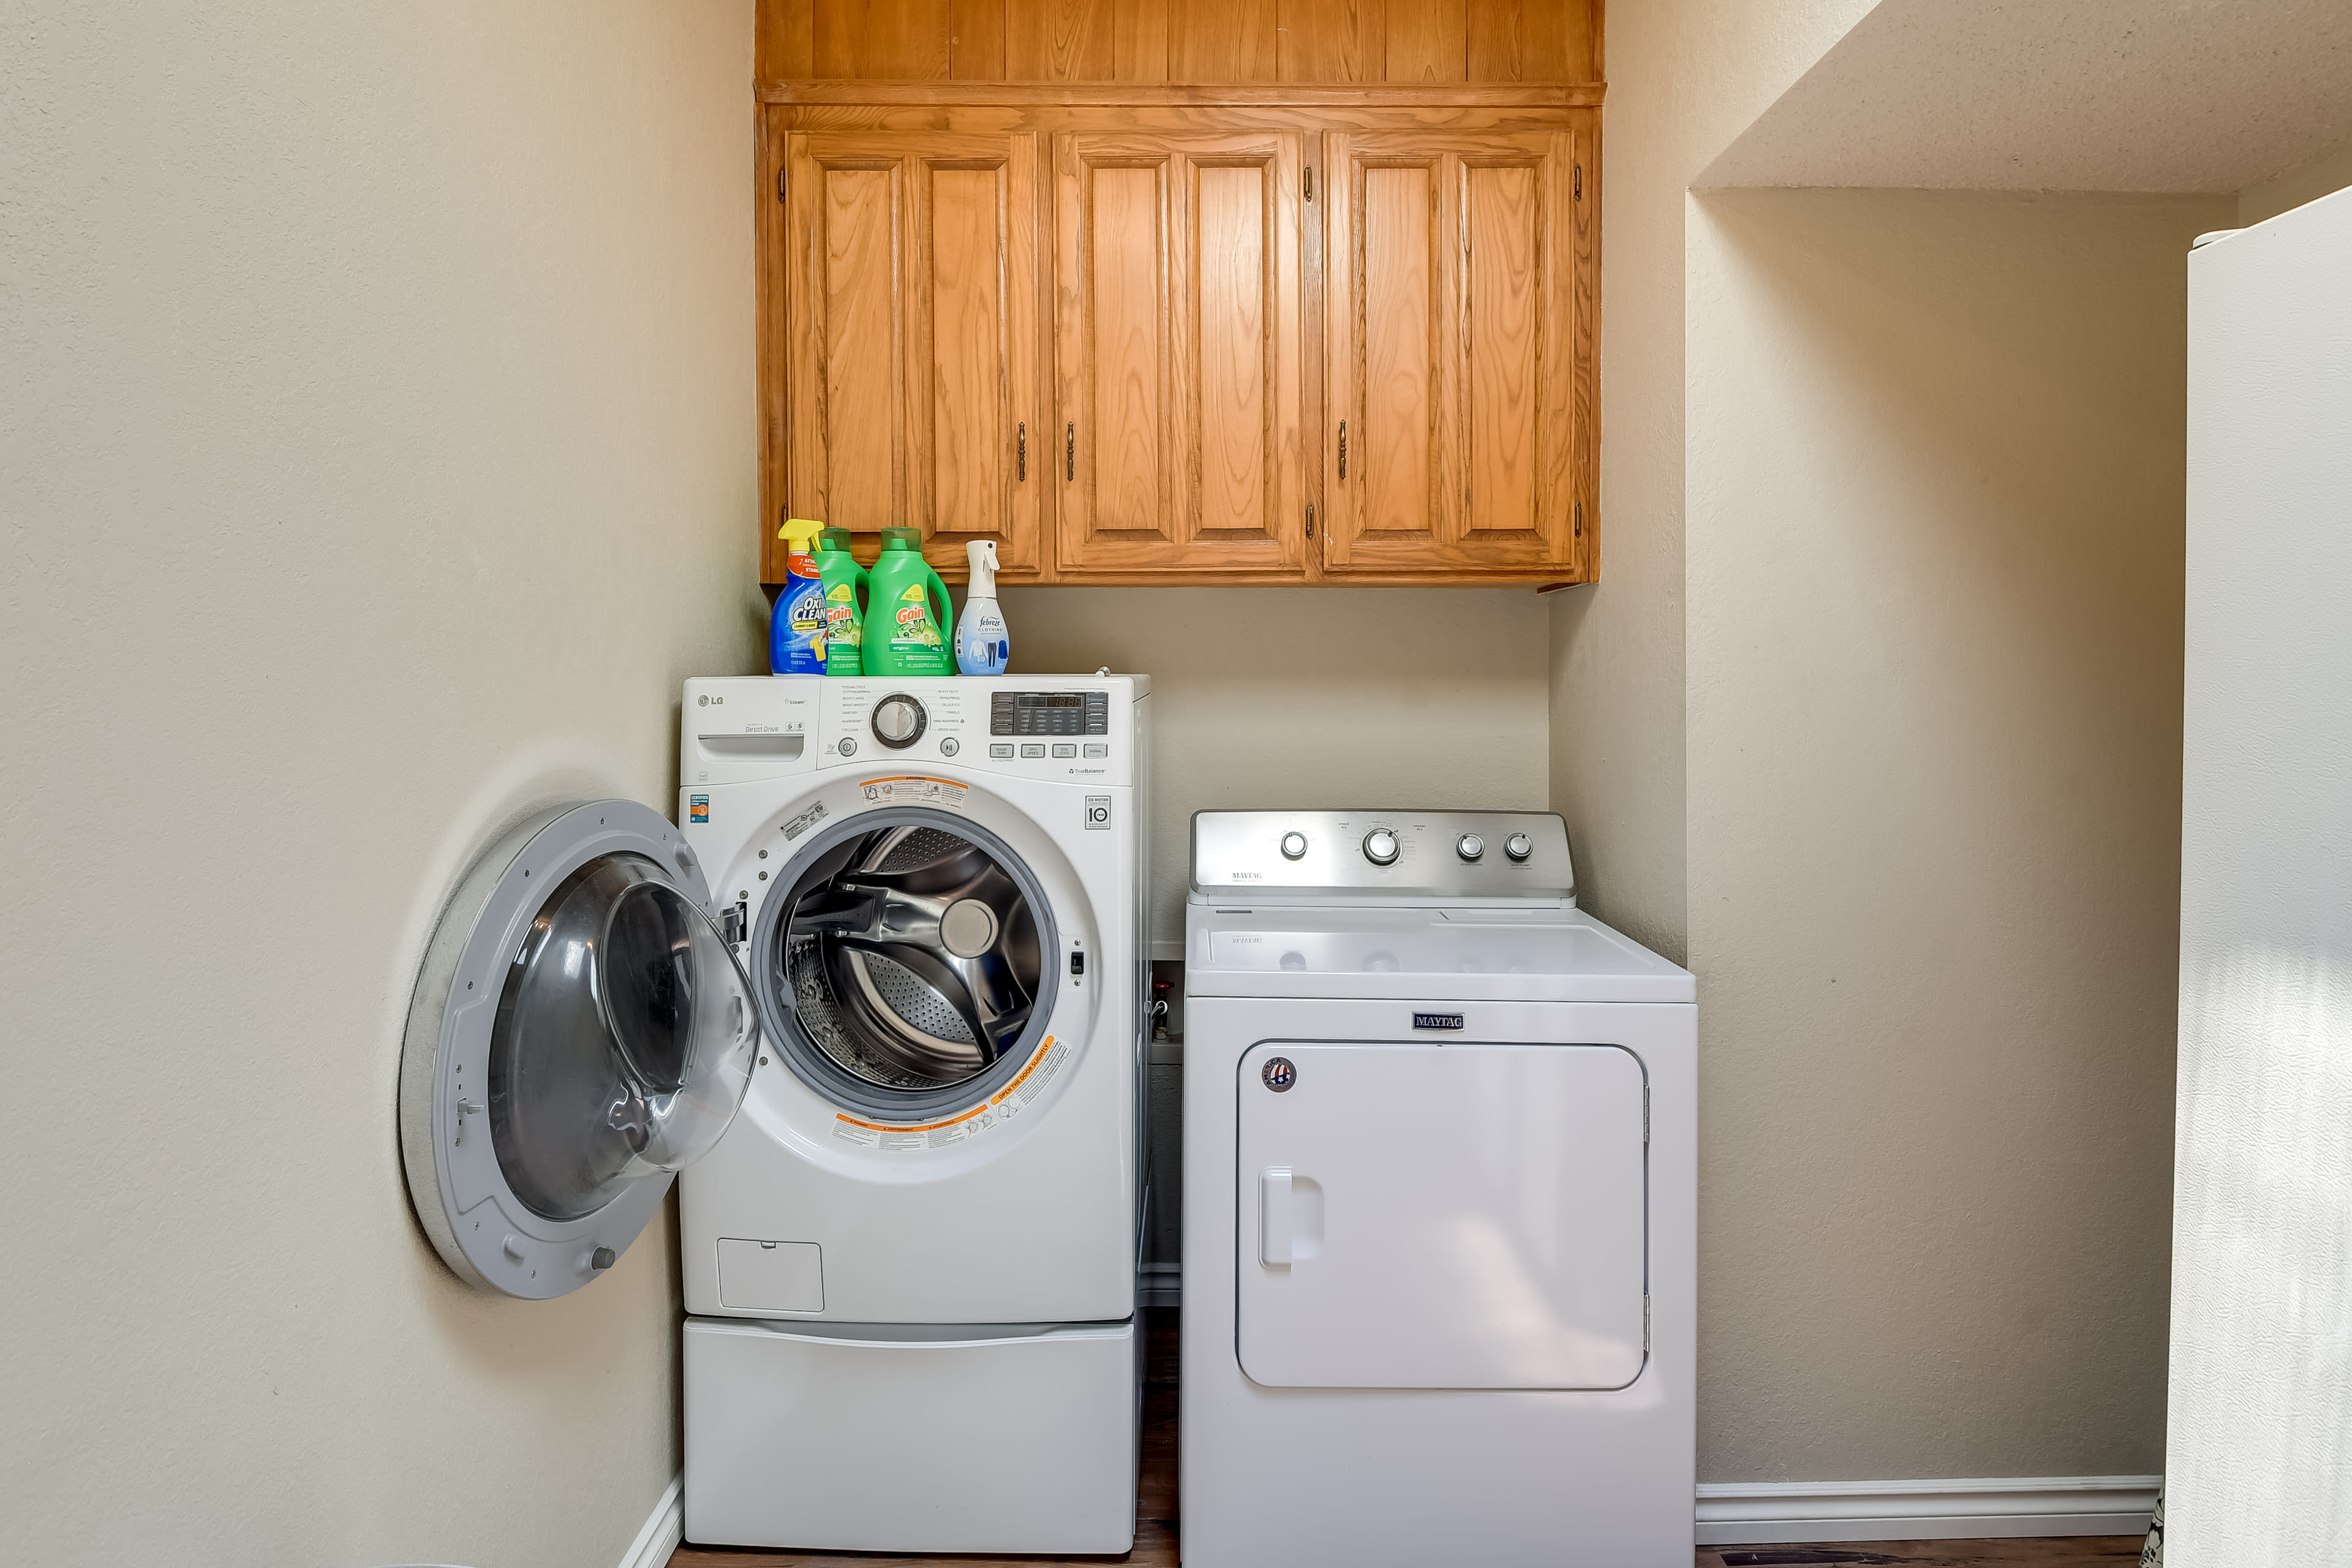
[1457,833,1486,862]
[871,693,927,748]
[1280,831,1309,861]
[1504,831,1534,862]
[1362,828,1401,866]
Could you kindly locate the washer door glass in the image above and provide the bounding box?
[489,853,758,1222]
[765,818,1052,1109]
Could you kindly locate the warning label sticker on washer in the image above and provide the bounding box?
[858,776,969,810]
[781,799,828,841]
[830,1034,1071,1150]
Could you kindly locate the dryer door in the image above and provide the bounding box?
[1235,1040,1647,1389]
[401,799,759,1298]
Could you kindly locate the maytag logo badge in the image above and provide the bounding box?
[1412,1012,1464,1031]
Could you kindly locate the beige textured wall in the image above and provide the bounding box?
[2239,131,2352,226]
[0,5,758,1566]
[1686,187,2224,1479]
[1574,0,2214,1485]
[1550,0,1877,961]
[998,587,1553,950]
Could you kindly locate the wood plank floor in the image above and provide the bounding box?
[668,1309,2142,1568]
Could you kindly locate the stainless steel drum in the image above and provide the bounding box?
[754,811,1057,1118]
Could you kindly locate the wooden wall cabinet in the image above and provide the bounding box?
[759,100,1598,586]
[1322,127,1592,576]
[770,128,1042,583]
[1054,131,1305,578]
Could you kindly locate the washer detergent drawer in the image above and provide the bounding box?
[1237,1041,1646,1389]
[684,1316,1138,1553]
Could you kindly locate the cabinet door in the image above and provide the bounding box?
[1053,132,1304,577]
[778,130,1042,582]
[1322,123,1594,578]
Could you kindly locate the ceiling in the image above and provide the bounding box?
[1700,0,2352,192]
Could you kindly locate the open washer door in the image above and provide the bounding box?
[401,799,758,1298]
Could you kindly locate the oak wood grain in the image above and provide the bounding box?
[1322,124,1586,578]
[1169,0,1278,84]
[1384,0,1466,83]
[782,127,1046,581]
[759,81,1603,106]
[1055,130,1302,575]
[815,0,952,78]
[758,0,815,81]
[949,0,1007,77]
[1278,0,1384,83]
[764,0,1600,87]
[1467,0,1578,83]
[1005,0,1117,80]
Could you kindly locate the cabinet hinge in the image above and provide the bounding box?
[777,165,787,204]
[1305,164,1314,202]
[1574,163,1583,200]
[1305,502,1314,539]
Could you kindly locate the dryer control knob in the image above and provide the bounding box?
[1280,831,1309,861]
[1504,832,1534,862]
[1457,833,1485,862]
[871,693,927,748]
[1362,828,1401,866]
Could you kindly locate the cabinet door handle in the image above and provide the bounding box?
[1017,421,1026,481]
[1066,422,1074,481]
[1338,420,1348,480]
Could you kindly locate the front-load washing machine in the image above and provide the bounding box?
[1182,809,1696,1566]
[676,674,1148,1555]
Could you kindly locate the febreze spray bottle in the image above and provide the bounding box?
[862,527,954,677]
[770,518,827,675]
[955,540,1011,676]
[816,527,867,677]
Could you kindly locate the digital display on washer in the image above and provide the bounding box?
[991,690,1109,737]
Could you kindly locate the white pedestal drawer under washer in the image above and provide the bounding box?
[676,674,1148,1556]
[1182,808,1697,1567]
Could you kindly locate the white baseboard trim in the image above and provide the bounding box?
[1695,1474,2160,1546]
[618,1473,684,1568]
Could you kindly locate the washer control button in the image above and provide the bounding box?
[871,693,927,748]
[1504,832,1534,862]
[1020,743,1046,758]
[836,737,858,756]
[1280,831,1309,861]
[939,736,960,757]
[1457,833,1486,862]
[1052,743,1077,758]
[989,743,1015,759]
[1362,828,1401,866]
[1083,743,1109,758]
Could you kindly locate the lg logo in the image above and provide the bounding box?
[697,694,725,707]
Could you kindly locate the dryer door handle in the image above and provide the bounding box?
[1260,1167,1293,1267]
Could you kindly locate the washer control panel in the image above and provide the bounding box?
[1191,810,1574,903]
[684,677,1139,788]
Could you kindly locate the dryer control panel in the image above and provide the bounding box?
[1191,809,1573,904]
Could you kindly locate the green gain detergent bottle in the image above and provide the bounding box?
[863,527,954,677]
[816,528,867,677]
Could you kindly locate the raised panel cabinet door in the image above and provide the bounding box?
[781,129,1042,582]
[1323,121,1593,578]
[1054,131,1303,576]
